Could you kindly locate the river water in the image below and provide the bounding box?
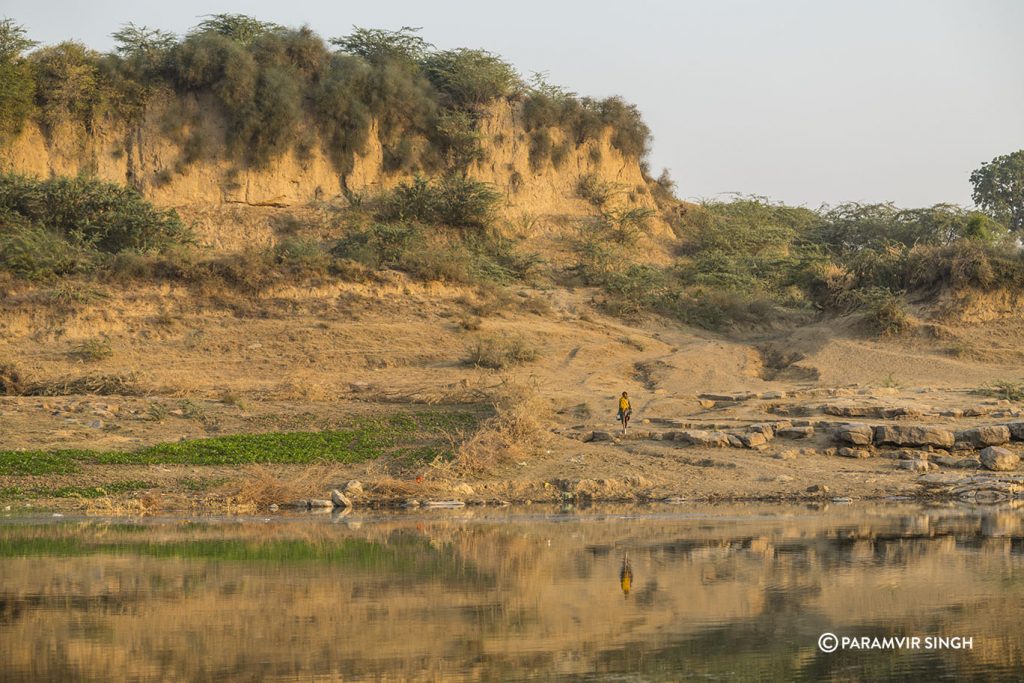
[1,503,1022,681]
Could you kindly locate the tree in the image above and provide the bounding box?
[330,27,431,64]
[192,14,281,46]
[0,19,37,139]
[970,150,1024,231]
[112,23,178,58]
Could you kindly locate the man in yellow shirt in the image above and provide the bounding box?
[617,391,632,434]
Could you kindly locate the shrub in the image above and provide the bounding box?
[376,176,500,229]
[191,14,282,46]
[0,221,90,280]
[69,337,114,362]
[29,42,104,129]
[0,20,37,140]
[420,48,520,108]
[330,27,431,64]
[0,174,191,253]
[854,287,911,336]
[466,335,538,369]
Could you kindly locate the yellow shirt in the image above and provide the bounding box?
[619,397,631,411]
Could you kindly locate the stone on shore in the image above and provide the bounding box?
[979,447,1020,472]
[675,430,732,448]
[955,426,1011,448]
[331,489,353,509]
[777,426,814,439]
[873,425,955,449]
[834,423,874,446]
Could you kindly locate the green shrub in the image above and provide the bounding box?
[420,48,520,107]
[69,337,114,362]
[29,42,105,130]
[0,174,191,253]
[576,173,615,207]
[376,176,500,229]
[0,20,37,140]
[0,221,90,280]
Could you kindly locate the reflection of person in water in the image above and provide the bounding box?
[620,553,633,597]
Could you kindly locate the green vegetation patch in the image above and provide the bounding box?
[0,480,154,499]
[0,411,480,475]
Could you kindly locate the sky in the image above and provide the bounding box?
[4,0,1022,208]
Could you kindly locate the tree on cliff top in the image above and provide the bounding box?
[971,150,1024,232]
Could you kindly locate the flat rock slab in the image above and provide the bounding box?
[874,425,955,449]
[834,423,874,446]
[675,430,732,448]
[777,426,814,439]
[698,392,755,402]
[956,426,1011,448]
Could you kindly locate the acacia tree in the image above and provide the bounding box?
[970,150,1024,231]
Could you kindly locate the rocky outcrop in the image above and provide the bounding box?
[872,425,955,449]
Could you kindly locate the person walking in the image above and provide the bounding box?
[617,391,632,434]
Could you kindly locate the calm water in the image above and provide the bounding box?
[1,503,1023,682]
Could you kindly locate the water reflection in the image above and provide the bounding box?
[1,503,1023,681]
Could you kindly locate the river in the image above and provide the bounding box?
[1,502,1022,681]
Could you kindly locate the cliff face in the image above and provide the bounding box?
[0,96,664,248]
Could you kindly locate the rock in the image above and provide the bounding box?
[806,484,830,494]
[588,431,614,442]
[282,500,310,510]
[837,447,872,458]
[343,480,364,496]
[774,449,799,460]
[268,504,279,512]
[956,458,981,469]
[697,399,716,409]
[963,405,993,417]
[940,409,964,418]
[86,419,103,429]
[777,426,814,439]
[331,489,353,509]
[899,460,935,471]
[759,391,787,400]
[422,500,466,508]
[698,392,755,402]
[676,430,732,448]
[834,423,874,446]
[873,425,955,449]
[1003,422,1024,441]
[831,497,853,503]
[309,499,333,508]
[821,447,838,457]
[402,499,421,508]
[955,426,1011,448]
[739,432,768,448]
[896,449,930,460]
[932,455,962,468]
[979,447,1021,472]
[747,423,775,440]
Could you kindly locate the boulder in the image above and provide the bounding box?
[331,490,353,509]
[899,460,935,472]
[739,432,768,448]
[955,426,1011,448]
[747,423,776,440]
[777,426,814,439]
[1003,422,1024,441]
[727,434,744,448]
[343,480,364,496]
[676,430,732,448]
[834,423,874,446]
[309,498,333,508]
[956,458,981,469]
[806,484,830,494]
[774,449,799,460]
[873,425,955,449]
[837,447,872,458]
[979,447,1021,472]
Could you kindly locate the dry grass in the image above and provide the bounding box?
[22,373,141,396]
[216,463,336,511]
[443,381,549,474]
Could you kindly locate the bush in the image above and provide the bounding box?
[376,176,500,229]
[0,174,191,253]
[0,20,37,140]
[420,48,520,108]
[466,335,537,369]
[29,42,104,129]
[0,221,91,280]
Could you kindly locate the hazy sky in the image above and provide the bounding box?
[4,0,1022,207]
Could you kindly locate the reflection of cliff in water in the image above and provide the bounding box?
[1,504,1023,681]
